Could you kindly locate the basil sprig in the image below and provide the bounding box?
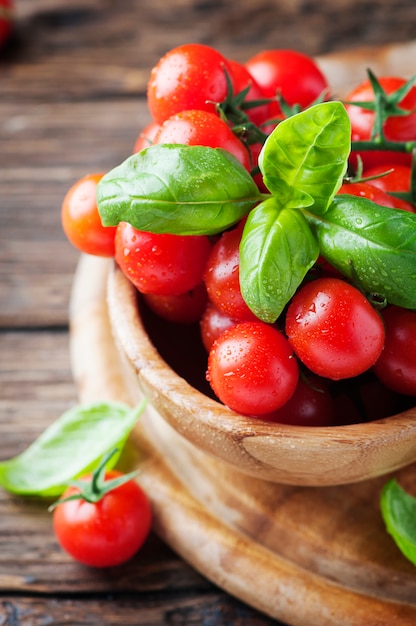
[97,101,416,322]
[0,401,145,496]
[381,479,416,566]
[98,144,262,235]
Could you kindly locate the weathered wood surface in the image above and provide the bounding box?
[1,0,416,623]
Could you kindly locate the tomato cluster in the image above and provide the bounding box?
[62,42,416,427]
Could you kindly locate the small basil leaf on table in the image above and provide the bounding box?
[0,401,146,497]
[258,101,350,215]
[97,144,262,236]
[305,195,416,309]
[240,198,319,322]
[381,479,416,566]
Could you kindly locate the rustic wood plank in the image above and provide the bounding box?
[3,0,416,101]
[0,593,277,625]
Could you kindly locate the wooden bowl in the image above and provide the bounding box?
[107,264,416,487]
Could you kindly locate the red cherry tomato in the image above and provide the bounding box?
[245,49,329,118]
[115,221,211,296]
[0,0,14,47]
[153,109,251,171]
[338,181,396,208]
[53,470,152,568]
[263,375,335,426]
[147,43,233,125]
[61,173,116,257]
[200,301,238,352]
[345,76,416,168]
[227,58,273,126]
[285,277,385,380]
[203,220,259,322]
[207,321,299,415]
[142,282,208,324]
[373,305,416,396]
[362,164,415,213]
[133,120,161,153]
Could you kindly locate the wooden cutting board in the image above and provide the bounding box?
[69,254,416,626]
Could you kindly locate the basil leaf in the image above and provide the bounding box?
[97,144,261,235]
[240,198,320,322]
[258,101,350,215]
[0,401,145,497]
[380,479,416,566]
[305,195,416,308]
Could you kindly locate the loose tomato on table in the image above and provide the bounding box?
[153,109,251,171]
[207,321,299,416]
[61,173,117,257]
[285,277,385,380]
[52,459,152,568]
[0,0,14,48]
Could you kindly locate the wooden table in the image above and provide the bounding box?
[1,1,416,623]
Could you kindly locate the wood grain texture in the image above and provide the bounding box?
[69,253,416,626]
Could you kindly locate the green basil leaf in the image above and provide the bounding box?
[240,198,320,322]
[0,401,145,497]
[258,102,350,215]
[305,195,416,308]
[97,144,261,235]
[380,479,416,566]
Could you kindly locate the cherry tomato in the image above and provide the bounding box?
[207,321,299,415]
[362,164,415,212]
[263,374,335,426]
[200,301,238,352]
[142,282,208,324]
[373,305,416,396]
[53,470,152,568]
[203,220,258,322]
[227,58,273,126]
[0,0,14,47]
[61,173,116,257]
[147,43,233,125]
[338,181,396,208]
[245,49,329,119]
[115,221,211,296]
[345,76,416,168]
[133,120,161,153]
[153,109,251,171]
[285,277,385,380]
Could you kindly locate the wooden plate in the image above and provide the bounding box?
[69,254,416,626]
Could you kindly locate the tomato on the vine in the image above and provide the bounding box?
[227,58,273,126]
[373,305,416,396]
[285,277,385,380]
[61,173,116,257]
[245,49,329,119]
[345,76,416,168]
[338,181,396,208]
[147,43,233,125]
[207,321,299,416]
[362,163,415,212]
[153,109,251,171]
[115,221,211,296]
[52,468,152,568]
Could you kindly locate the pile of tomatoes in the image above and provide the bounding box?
[62,43,416,427]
